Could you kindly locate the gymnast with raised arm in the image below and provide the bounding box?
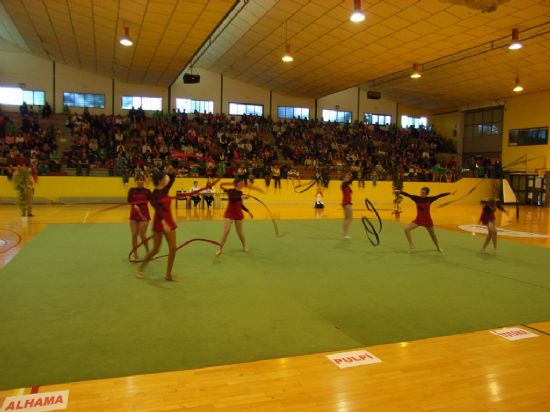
[399,186,455,253]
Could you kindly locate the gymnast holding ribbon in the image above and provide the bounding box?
[137,166,179,281]
[127,172,151,261]
[216,178,254,256]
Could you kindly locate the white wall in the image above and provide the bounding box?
[171,68,222,113]
[359,89,398,124]
[222,76,270,115]
[0,50,53,110]
[2,49,402,123]
[317,87,357,120]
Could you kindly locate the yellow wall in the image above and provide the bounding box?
[0,176,495,206]
[502,90,550,173]
[431,111,458,143]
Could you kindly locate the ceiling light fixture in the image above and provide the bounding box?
[508,28,523,50]
[513,77,523,92]
[350,0,365,22]
[120,26,133,47]
[281,21,293,63]
[410,63,421,79]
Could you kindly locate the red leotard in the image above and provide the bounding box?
[401,191,450,227]
[128,187,151,221]
[479,203,505,225]
[150,174,177,232]
[341,182,352,206]
[479,205,495,226]
[223,188,249,220]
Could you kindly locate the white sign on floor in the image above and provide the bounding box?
[326,349,382,368]
[1,390,69,412]
[490,327,539,341]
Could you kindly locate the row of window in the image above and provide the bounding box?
[0,87,400,124]
[3,86,545,145]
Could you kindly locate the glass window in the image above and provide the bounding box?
[228,102,263,116]
[464,106,503,138]
[322,109,352,123]
[509,127,548,146]
[23,90,45,106]
[175,98,213,114]
[364,112,392,125]
[121,96,162,111]
[0,86,45,106]
[401,115,427,128]
[277,106,309,119]
[64,92,105,108]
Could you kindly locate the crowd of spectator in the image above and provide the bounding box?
[273,118,458,183]
[60,110,277,182]
[1,105,466,185]
[0,105,61,178]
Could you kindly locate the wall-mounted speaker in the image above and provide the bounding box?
[367,91,381,100]
[183,74,200,84]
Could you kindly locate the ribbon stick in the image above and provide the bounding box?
[294,177,321,193]
[244,194,280,237]
[362,198,382,246]
[129,237,221,262]
[437,180,483,208]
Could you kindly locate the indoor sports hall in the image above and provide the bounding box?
[1,1,550,411]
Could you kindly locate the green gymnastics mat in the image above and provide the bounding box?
[1,219,549,389]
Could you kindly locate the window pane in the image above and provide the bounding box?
[473,111,482,124]
[122,96,132,109]
[0,86,24,105]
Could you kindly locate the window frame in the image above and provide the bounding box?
[277,106,310,120]
[63,92,105,109]
[0,86,46,106]
[121,95,163,111]
[463,107,503,139]
[175,98,214,114]
[322,109,352,123]
[364,112,392,125]
[401,115,428,128]
[228,102,264,116]
[508,127,548,146]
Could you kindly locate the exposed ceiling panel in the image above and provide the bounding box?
[0,0,236,86]
[0,0,549,110]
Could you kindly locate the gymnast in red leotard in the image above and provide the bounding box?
[127,173,151,261]
[479,199,508,253]
[216,178,253,256]
[399,186,455,253]
[341,172,353,239]
[137,167,178,281]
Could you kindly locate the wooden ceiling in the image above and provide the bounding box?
[1,0,550,110]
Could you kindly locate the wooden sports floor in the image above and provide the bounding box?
[1,202,549,411]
